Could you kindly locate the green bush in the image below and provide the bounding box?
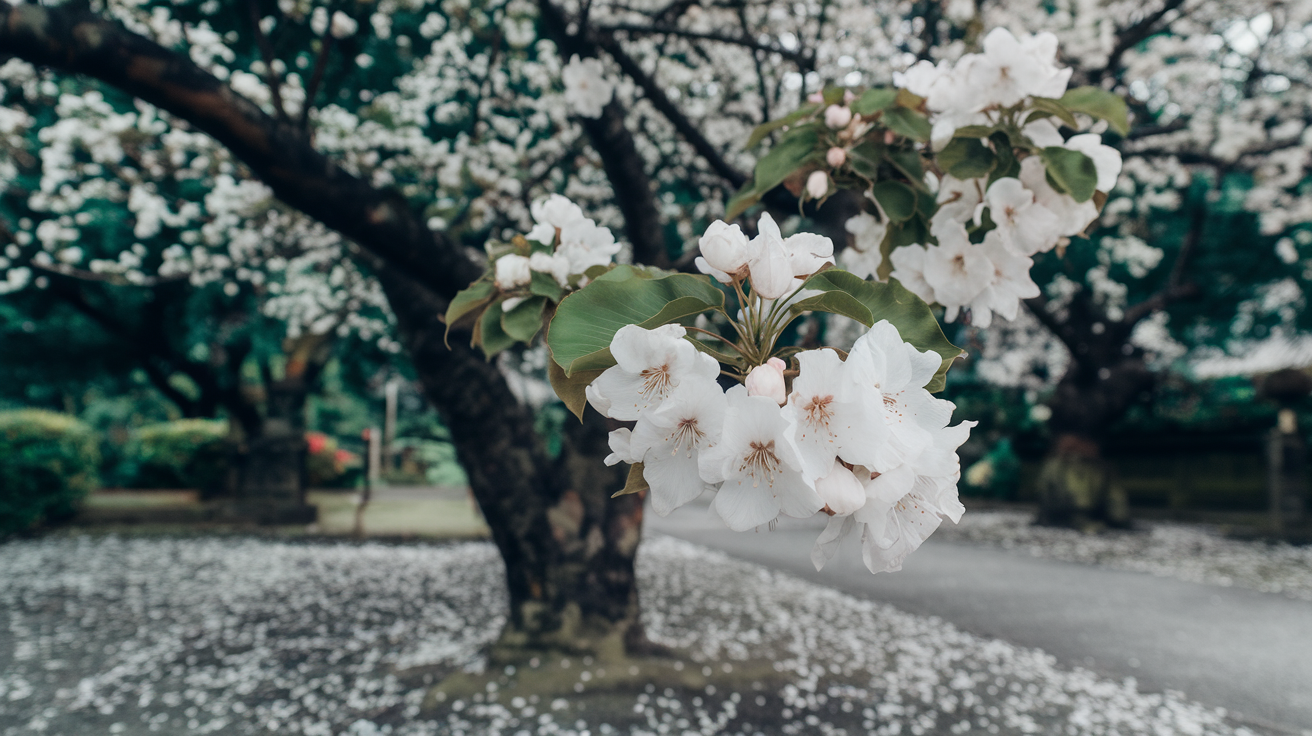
[127,419,229,494]
[0,409,100,536]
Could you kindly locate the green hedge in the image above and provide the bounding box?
[0,409,100,536]
[127,419,229,494]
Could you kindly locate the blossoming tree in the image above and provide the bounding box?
[2,0,1309,669]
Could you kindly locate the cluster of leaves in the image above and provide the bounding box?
[729,84,1129,279]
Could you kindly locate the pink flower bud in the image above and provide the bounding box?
[807,91,825,103]
[826,147,847,168]
[824,104,853,129]
[746,357,787,406]
[806,170,830,200]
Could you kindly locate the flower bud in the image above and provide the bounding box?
[824,104,853,129]
[815,461,867,516]
[494,254,532,290]
[806,170,830,200]
[746,357,787,406]
[826,146,847,168]
[695,220,751,283]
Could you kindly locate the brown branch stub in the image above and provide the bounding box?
[0,0,480,300]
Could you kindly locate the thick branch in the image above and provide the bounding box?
[0,1,480,299]
[1023,294,1081,355]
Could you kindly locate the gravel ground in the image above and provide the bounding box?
[933,511,1312,601]
[0,535,1280,736]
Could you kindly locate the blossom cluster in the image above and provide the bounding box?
[590,319,972,574]
[573,213,972,574]
[815,29,1126,328]
[491,194,623,306]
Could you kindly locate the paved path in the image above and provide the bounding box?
[646,498,1312,735]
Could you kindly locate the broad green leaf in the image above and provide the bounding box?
[745,103,820,149]
[611,462,649,498]
[937,137,996,179]
[846,140,885,180]
[987,131,1020,184]
[547,359,605,420]
[726,126,821,219]
[894,88,925,109]
[870,181,917,222]
[953,125,994,139]
[1041,146,1098,202]
[799,269,963,391]
[529,270,564,302]
[501,296,546,342]
[444,280,495,341]
[821,86,848,105]
[882,107,931,143]
[753,126,820,189]
[1060,86,1129,136]
[548,270,725,375]
[885,148,925,183]
[1028,97,1080,130]
[477,300,518,358]
[852,87,897,116]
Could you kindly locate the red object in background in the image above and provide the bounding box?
[334,449,360,467]
[306,432,329,455]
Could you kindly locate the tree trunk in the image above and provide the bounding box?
[379,268,654,662]
[1036,352,1149,529]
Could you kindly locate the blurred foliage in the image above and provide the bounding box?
[0,409,99,536]
[125,420,230,494]
[306,431,362,488]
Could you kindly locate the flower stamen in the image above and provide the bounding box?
[739,440,780,488]
[640,363,674,399]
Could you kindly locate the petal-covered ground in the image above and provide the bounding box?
[0,535,1277,735]
[934,511,1312,601]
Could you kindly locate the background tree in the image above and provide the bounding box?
[3,0,1310,662]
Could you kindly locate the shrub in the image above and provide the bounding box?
[0,409,100,536]
[127,419,229,494]
[306,432,362,488]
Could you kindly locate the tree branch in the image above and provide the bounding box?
[596,23,812,70]
[538,0,669,267]
[1092,0,1186,84]
[1023,294,1081,355]
[0,1,480,300]
[592,29,749,189]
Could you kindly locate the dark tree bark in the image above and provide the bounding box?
[0,0,658,660]
[375,265,650,659]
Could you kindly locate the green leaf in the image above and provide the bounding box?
[529,270,564,302]
[726,125,821,219]
[882,107,931,143]
[987,131,1020,184]
[1028,97,1080,130]
[870,181,917,222]
[885,148,925,183]
[821,86,848,105]
[953,125,994,139]
[1060,86,1129,136]
[547,359,604,421]
[444,280,495,343]
[500,296,546,342]
[852,87,897,116]
[799,270,964,392]
[547,270,725,375]
[846,140,885,181]
[611,462,649,498]
[477,300,518,358]
[937,137,996,179]
[1041,146,1098,202]
[745,103,820,149]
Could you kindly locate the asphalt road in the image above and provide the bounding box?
[646,498,1312,735]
